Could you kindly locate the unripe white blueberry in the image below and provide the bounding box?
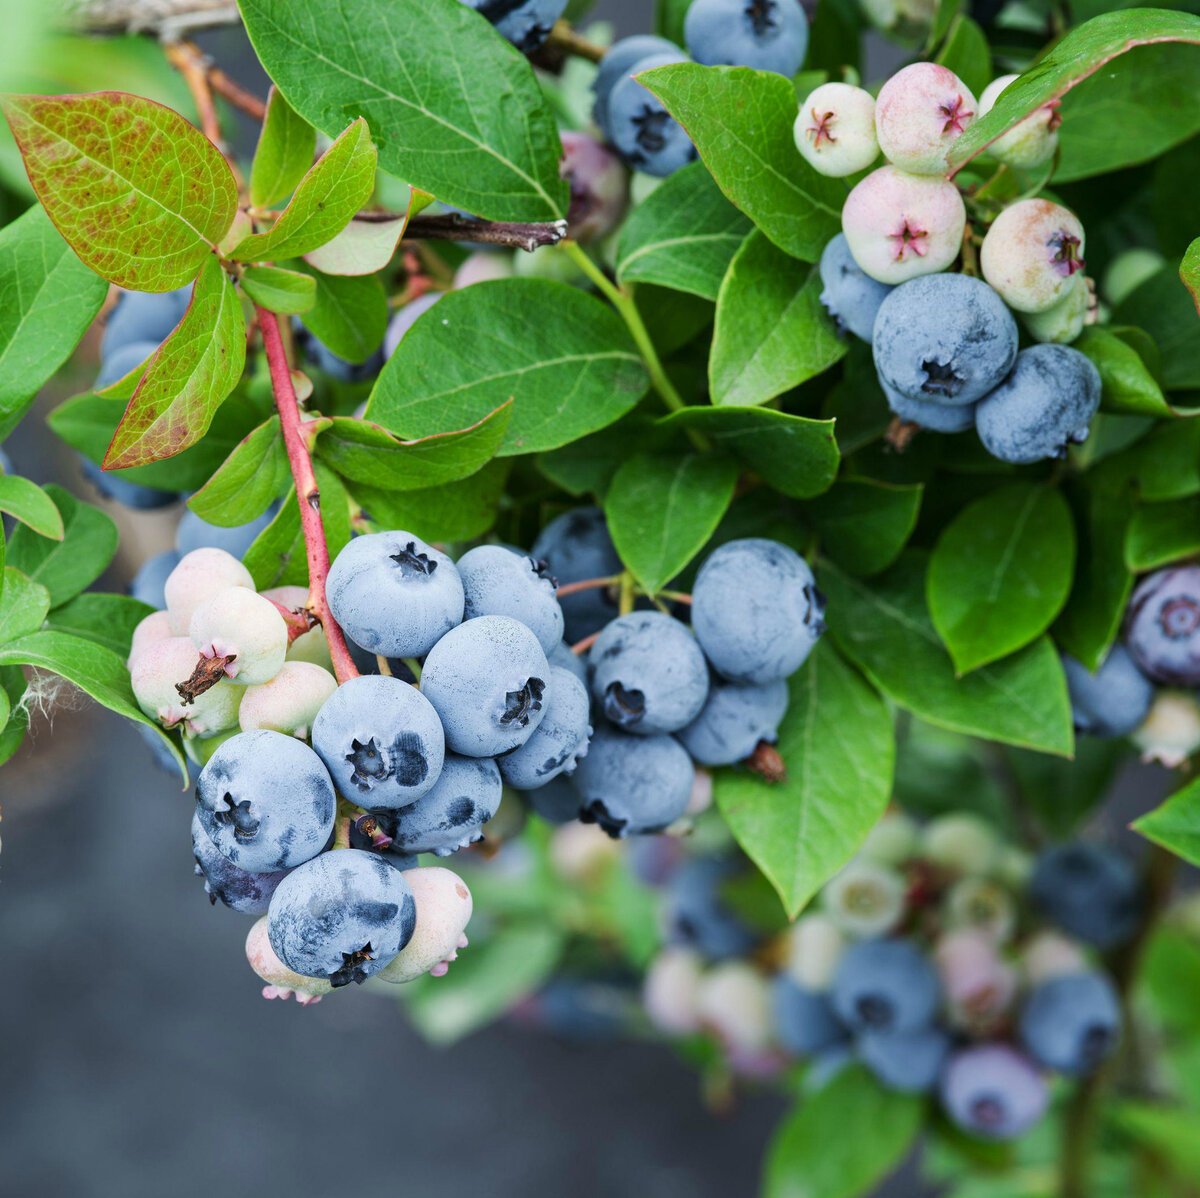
[860,0,937,37]
[687,768,714,817]
[549,820,619,882]
[245,916,333,1003]
[452,251,514,289]
[1023,273,1089,344]
[980,198,1086,313]
[131,636,242,737]
[164,547,255,635]
[643,946,705,1036]
[934,928,1018,1034]
[841,166,966,284]
[875,63,977,176]
[262,585,332,671]
[189,587,288,685]
[821,858,906,937]
[1021,929,1089,986]
[795,83,879,178]
[128,609,173,669]
[978,74,1060,170]
[1102,248,1164,306]
[781,912,846,991]
[943,876,1017,944]
[1133,690,1200,768]
[922,812,999,875]
[239,661,338,739]
[858,810,919,867]
[695,961,773,1055]
[377,867,474,984]
[997,845,1033,889]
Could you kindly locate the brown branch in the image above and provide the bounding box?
[205,59,267,122]
[405,212,568,253]
[64,0,240,38]
[164,41,222,146]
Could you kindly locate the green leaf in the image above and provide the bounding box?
[716,643,895,918]
[187,417,289,526]
[605,452,740,594]
[238,0,568,222]
[1054,484,1134,671]
[0,474,63,538]
[248,84,316,208]
[0,204,107,440]
[291,263,387,365]
[1183,236,1200,314]
[1115,266,1200,390]
[927,484,1076,674]
[0,566,50,642]
[1125,496,1200,571]
[1110,1102,1200,1181]
[315,404,511,491]
[615,161,752,301]
[231,119,376,263]
[350,458,510,545]
[935,15,991,95]
[0,663,27,761]
[2,91,237,290]
[806,479,923,577]
[6,485,117,606]
[1075,326,1172,417]
[947,10,1200,175]
[763,1067,923,1198]
[1006,738,1124,839]
[710,230,846,407]
[537,413,655,500]
[103,255,246,470]
[239,264,316,315]
[659,406,839,499]
[1092,419,1200,501]
[368,279,649,456]
[639,63,844,262]
[0,629,187,783]
[243,489,306,590]
[823,553,1074,756]
[398,920,566,1045]
[44,592,153,657]
[302,213,409,277]
[1134,775,1200,866]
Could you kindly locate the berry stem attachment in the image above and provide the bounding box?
[618,570,636,617]
[267,598,318,645]
[257,306,360,685]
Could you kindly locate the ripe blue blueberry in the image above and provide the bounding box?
[176,506,276,559]
[327,531,464,659]
[818,234,894,342]
[498,666,592,790]
[692,539,825,684]
[100,286,191,359]
[523,773,582,824]
[1019,972,1121,1076]
[195,730,337,873]
[588,612,709,735]
[940,1045,1048,1140]
[772,978,847,1056]
[664,856,757,959]
[607,53,696,178]
[685,0,809,77]
[1125,566,1200,686]
[457,544,564,653]
[1029,842,1142,949]
[386,753,503,856]
[883,383,977,433]
[547,639,587,685]
[1063,646,1154,738]
[831,939,940,1034]
[130,549,181,609]
[305,337,384,382]
[81,458,178,510]
[593,35,681,131]
[677,677,788,766]
[859,1026,951,1093]
[310,675,446,810]
[975,344,1101,464]
[873,274,1018,407]
[459,0,568,52]
[573,724,694,837]
[191,811,288,915]
[531,507,622,642]
[267,848,416,985]
[421,615,550,756]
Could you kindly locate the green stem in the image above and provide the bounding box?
[618,570,636,617]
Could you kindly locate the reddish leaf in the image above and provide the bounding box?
[1183,237,1200,317]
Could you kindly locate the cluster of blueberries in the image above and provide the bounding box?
[805,62,1102,462]
[590,0,809,177]
[1064,566,1200,767]
[644,814,1138,1141]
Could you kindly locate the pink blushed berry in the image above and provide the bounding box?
[978,74,1060,170]
[794,82,879,178]
[875,63,977,176]
[981,198,1087,313]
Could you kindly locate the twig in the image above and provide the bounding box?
[267,597,317,644]
[65,0,241,38]
[257,307,360,685]
[205,58,267,121]
[555,575,620,598]
[164,40,222,146]
[571,632,600,656]
[404,212,568,253]
[544,19,607,63]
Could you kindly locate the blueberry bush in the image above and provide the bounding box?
[2,0,1200,1192]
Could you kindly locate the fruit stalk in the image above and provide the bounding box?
[257,306,360,685]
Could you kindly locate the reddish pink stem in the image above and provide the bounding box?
[257,307,360,685]
[555,575,619,598]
